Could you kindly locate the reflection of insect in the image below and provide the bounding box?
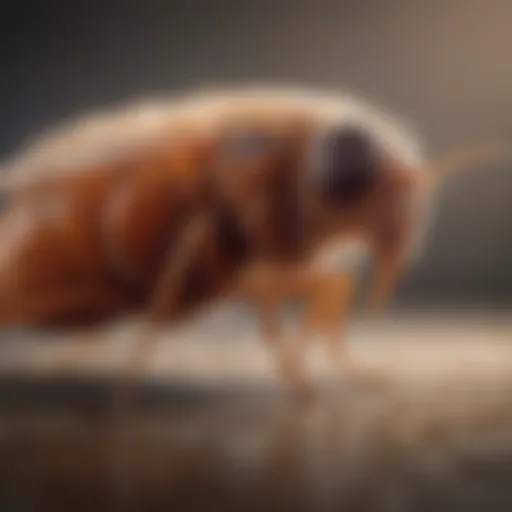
[0,87,509,402]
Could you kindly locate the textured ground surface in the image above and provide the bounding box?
[1,312,512,511]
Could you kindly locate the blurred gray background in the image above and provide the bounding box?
[1,0,511,309]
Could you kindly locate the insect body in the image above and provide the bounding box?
[0,87,508,400]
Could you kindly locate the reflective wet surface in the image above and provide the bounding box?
[1,314,512,511]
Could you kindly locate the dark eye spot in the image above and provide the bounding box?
[316,125,378,203]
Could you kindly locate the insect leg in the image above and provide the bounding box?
[368,246,409,312]
[112,215,211,418]
[300,271,388,388]
[307,272,357,373]
[242,267,321,396]
[275,271,327,399]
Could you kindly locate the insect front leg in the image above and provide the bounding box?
[240,266,318,398]
[368,245,409,313]
[301,272,358,374]
[270,270,325,399]
[297,270,389,389]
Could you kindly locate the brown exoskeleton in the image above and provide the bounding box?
[0,86,509,404]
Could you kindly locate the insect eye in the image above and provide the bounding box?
[315,125,378,203]
[223,131,275,158]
